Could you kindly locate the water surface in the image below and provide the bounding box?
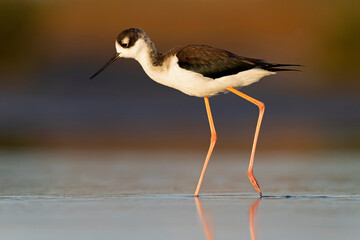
[0,150,359,239]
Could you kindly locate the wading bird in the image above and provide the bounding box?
[90,28,299,197]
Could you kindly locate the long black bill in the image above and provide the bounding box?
[90,53,120,80]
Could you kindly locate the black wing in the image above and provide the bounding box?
[176,45,300,79]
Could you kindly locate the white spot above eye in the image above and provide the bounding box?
[121,37,129,45]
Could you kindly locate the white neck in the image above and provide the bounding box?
[134,39,168,85]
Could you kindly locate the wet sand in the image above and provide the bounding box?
[0,150,359,239]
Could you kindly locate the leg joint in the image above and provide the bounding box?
[257,101,265,112]
[211,132,217,142]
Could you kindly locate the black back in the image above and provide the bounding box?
[176,45,299,79]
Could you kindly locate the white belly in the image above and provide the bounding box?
[139,55,275,97]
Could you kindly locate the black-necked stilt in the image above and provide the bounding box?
[90,28,300,197]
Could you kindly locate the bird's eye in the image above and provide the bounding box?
[120,42,128,48]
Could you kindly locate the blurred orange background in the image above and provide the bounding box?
[0,0,359,151]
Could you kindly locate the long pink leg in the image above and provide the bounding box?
[227,87,263,196]
[194,97,217,197]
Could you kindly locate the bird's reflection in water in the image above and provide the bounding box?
[195,197,261,240]
[249,198,261,240]
[195,197,214,240]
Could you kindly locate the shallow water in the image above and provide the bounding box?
[0,150,359,239]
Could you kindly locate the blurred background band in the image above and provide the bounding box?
[0,0,359,151]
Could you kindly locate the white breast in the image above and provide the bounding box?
[137,53,275,97]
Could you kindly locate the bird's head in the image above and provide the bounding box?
[90,28,149,79]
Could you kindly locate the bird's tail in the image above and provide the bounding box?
[266,63,302,72]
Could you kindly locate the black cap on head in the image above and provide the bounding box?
[116,28,144,49]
